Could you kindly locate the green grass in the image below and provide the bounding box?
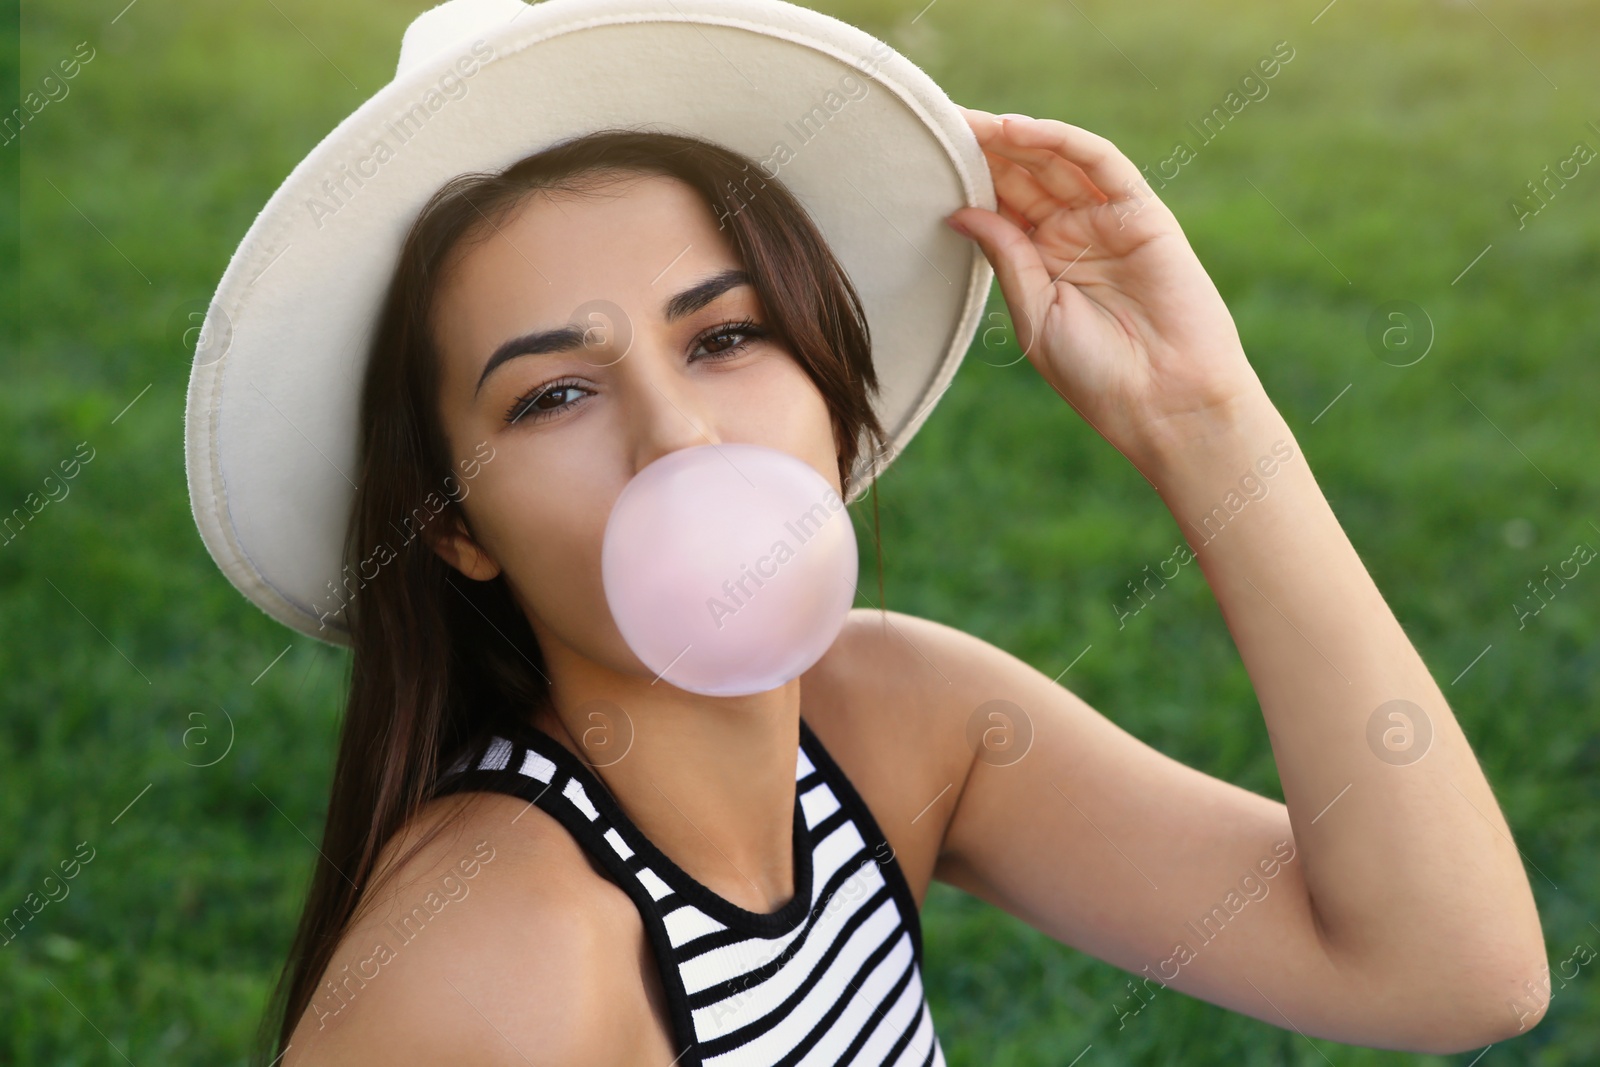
[3,0,1597,1063]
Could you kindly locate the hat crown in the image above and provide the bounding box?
[396,0,530,77]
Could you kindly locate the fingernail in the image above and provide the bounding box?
[944,215,969,237]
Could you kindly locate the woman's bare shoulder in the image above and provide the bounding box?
[800,607,985,906]
[282,788,668,1066]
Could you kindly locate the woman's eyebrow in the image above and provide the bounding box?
[472,268,753,397]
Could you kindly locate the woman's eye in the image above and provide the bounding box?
[695,320,766,360]
[502,320,768,427]
[504,381,589,426]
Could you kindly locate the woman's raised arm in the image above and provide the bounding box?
[930,109,1547,1051]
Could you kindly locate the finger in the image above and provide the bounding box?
[947,206,1053,354]
[961,107,1006,145]
[980,128,1109,211]
[998,200,1034,233]
[965,108,1090,226]
[986,149,1072,229]
[988,175,1035,232]
[958,106,998,139]
[994,114,1148,204]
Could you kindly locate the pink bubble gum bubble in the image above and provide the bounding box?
[601,443,858,697]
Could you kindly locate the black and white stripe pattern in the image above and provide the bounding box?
[434,718,945,1067]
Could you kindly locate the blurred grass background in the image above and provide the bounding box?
[3,0,1596,1063]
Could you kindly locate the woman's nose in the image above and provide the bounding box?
[623,343,723,476]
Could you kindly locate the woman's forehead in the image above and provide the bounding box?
[430,176,747,382]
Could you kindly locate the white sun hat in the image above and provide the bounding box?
[183,0,996,648]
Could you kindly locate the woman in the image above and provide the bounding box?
[261,115,1549,1062]
[182,3,1546,1064]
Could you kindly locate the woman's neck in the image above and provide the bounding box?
[527,629,805,915]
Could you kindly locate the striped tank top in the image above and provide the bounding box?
[431,715,947,1067]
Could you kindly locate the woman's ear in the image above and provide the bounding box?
[426,508,501,581]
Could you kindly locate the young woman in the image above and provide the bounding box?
[255,109,1549,1064]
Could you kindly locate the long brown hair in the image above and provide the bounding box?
[257,127,892,1060]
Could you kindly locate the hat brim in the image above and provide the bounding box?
[184,0,996,647]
